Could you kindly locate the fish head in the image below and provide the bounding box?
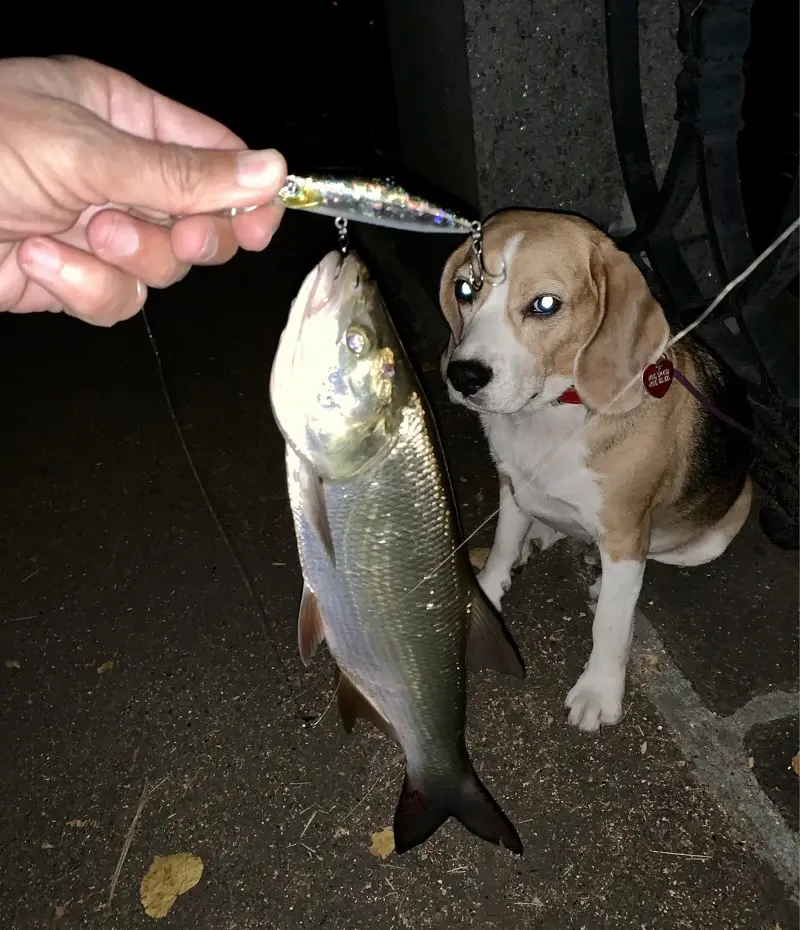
[270,250,412,480]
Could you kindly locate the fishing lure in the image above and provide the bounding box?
[214,174,475,235]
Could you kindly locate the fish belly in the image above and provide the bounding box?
[288,397,470,778]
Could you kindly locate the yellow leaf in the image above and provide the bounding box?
[369,827,395,859]
[747,756,755,770]
[792,754,800,777]
[97,660,114,674]
[140,853,204,919]
[469,547,491,570]
[5,659,20,669]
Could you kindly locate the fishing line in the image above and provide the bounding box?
[406,217,800,596]
[141,308,321,726]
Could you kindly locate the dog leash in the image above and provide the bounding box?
[670,369,757,440]
[554,365,784,453]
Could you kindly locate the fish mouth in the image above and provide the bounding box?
[303,250,345,317]
[304,250,369,319]
[335,251,368,293]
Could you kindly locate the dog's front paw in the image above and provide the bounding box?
[477,567,510,612]
[564,667,625,732]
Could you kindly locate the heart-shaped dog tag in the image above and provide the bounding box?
[642,357,674,398]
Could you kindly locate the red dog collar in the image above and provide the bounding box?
[556,387,583,404]
[556,358,676,406]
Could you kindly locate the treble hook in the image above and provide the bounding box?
[467,220,506,292]
[335,216,350,256]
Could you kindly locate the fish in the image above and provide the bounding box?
[269,248,525,856]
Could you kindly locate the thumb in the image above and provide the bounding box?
[92,130,287,216]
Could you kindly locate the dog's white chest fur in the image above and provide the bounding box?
[481,403,603,542]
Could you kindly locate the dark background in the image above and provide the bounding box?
[3,3,401,181]
[2,0,796,261]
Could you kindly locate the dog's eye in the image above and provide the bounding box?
[528,294,562,316]
[454,278,475,303]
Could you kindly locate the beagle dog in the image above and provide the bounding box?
[439,209,754,732]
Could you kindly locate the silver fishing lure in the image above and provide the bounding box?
[217,174,475,235]
[279,174,474,233]
[130,174,474,235]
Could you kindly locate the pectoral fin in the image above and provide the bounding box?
[467,584,526,679]
[298,584,326,665]
[335,665,399,744]
[296,455,336,564]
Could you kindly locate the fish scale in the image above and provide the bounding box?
[321,393,469,778]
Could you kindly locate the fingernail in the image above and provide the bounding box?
[19,239,62,276]
[103,218,139,258]
[236,149,286,190]
[197,231,219,262]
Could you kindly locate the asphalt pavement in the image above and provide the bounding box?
[1,210,797,929]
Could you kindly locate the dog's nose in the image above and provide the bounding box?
[447,359,492,397]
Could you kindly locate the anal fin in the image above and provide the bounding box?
[335,665,399,744]
[298,584,326,665]
[467,584,525,679]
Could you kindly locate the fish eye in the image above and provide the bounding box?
[528,294,562,316]
[345,324,371,356]
[454,277,475,303]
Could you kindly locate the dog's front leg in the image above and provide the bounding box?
[477,474,533,610]
[565,530,647,732]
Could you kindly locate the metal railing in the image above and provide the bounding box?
[605,0,799,548]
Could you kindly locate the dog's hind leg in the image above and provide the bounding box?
[513,519,565,574]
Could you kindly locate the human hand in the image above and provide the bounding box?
[0,55,288,326]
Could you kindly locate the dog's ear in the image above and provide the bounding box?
[438,239,473,342]
[573,239,670,415]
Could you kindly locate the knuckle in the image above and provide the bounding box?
[161,143,205,201]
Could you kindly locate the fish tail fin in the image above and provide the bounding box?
[393,763,523,856]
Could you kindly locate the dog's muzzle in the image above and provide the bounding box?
[446,359,493,397]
